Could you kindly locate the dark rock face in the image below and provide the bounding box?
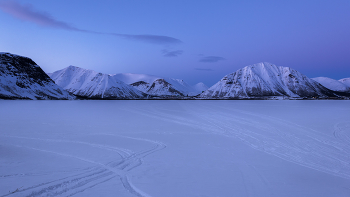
[131,81,148,86]
[1,54,51,84]
[0,53,74,100]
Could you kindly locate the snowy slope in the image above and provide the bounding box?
[112,73,206,96]
[200,62,336,98]
[312,77,350,92]
[0,52,74,100]
[339,78,350,87]
[49,66,145,99]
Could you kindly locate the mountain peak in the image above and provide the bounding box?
[246,62,274,67]
[200,62,336,98]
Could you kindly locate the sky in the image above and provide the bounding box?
[0,0,349,86]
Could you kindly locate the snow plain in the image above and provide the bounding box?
[1,100,350,197]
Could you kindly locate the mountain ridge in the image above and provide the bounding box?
[112,73,207,96]
[312,77,350,92]
[1,52,348,100]
[49,67,208,98]
[0,53,74,100]
[48,66,146,99]
[199,62,339,99]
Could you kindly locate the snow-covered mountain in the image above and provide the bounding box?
[49,67,206,98]
[131,78,184,96]
[339,78,350,87]
[194,82,209,93]
[200,62,336,98]
[48,66,145,99]
[0,53,74,100]
[312,77,350,92]
[111,73,207,96]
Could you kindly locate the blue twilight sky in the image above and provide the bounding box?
[0,0,349,86]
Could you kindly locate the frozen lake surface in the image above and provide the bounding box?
[0,100,350,197]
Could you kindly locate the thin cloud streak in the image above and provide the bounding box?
[199,56,225,63]
[0,0,80,31]
[0,0,181,45]
[162,50,183,57]
[111,34,182,45]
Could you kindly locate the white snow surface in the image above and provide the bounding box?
[200,62,332,98]
[49,66,145,99]
[312,77,350,92]
[1,100,350,197]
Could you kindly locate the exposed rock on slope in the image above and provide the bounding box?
[0,53,74,100]
[200,62,336,98]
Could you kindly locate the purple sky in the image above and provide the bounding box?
[0,0,349,86]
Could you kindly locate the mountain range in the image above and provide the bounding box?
[48,66,145,99]
[0,52,349,100]
[48,66,208,99]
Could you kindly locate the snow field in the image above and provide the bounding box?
[0,100,350,197]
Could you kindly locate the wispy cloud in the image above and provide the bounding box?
[0,0,80,31]
[0,0,182,45]
[199,56,225,63]
[162,50,183,57]
[195,68,214,71]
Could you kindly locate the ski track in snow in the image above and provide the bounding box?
[124,103,350,180]
[333,122,350,144]
[0,135,166,197]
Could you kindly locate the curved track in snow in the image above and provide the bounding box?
[0,135,166,197]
